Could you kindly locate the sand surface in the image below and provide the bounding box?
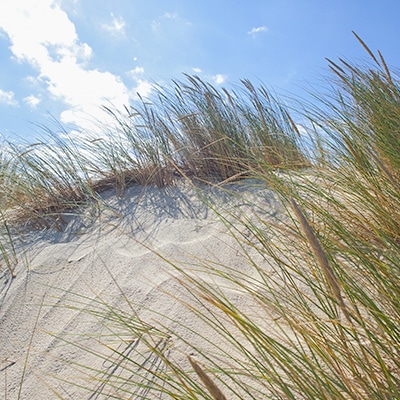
[0,180,285,399]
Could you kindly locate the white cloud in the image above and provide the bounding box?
[132,80,153,99]
[129,66,145,76]
[212,74,227,85]
[102,13,126,36]
[193,67,202,74]
[0,1,82,63]
[248,26,268,37]
[0,1,131,131]
[151,20,161,32]
[164,12,178,19]
[23,95,41,108]
[127,67,153,99]
[0,89,18,106]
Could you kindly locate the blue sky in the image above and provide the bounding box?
[0,0,399,142]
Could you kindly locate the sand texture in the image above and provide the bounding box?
[0,180,286,399]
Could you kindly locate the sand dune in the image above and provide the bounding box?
[0,180,284,399]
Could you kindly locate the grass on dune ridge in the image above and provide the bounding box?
[1,33,400,398]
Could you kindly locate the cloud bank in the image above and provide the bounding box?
[0,1,139,132]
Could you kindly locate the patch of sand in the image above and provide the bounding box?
[0,180,286,399]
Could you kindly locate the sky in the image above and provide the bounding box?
[0,0,399,143]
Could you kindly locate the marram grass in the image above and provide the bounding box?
[1,34,400,399]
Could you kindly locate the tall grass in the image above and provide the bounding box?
[0,210,17,278]
[149,75,308,178]
[84,75,308,191]
[0,142,17,277]
[2,35,399,398]
[0,75,307,221]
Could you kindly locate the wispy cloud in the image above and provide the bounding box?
[247,26,268,37]
[212,74,227,85]
[151,11,191,32]
[151,20,161,32]
[102,13,126,36]
[164,12,178,19]
[0,89,18,106]
[23,95,41,108]
[129,66,145,77]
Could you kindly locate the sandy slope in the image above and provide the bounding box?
[0,180,285,399]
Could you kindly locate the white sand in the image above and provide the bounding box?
[0,180,286,399]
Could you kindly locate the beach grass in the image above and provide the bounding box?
[1,34,400,398]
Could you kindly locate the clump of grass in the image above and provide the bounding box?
[246,35,400,397]
[0,142,18,277]
[304,32,400,244]
[87,103,176,192]
[1,75,308,224]
[149,75,309,179]
[4,138,94,228]
[83,75,308,193]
